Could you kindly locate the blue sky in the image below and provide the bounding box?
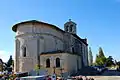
[0,0,120,62]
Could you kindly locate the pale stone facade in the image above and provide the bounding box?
[40,52,82,76]
[12,20,88,75]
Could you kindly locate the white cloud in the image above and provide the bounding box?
[0,50,14,63]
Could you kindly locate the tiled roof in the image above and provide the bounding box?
[12,20,64,33]
[12,20,87,45]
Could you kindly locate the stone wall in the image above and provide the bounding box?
[40,53,82,76]
[14,23,64,72]
[13,21,88,73]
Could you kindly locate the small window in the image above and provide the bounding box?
[56,58,60,67]
[23,47,26,57]
[46,58,50,68]
[70,25,73,27]
[72,47,75,53]
[66,26,68,31]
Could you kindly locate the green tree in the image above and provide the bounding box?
[116,61,120,68]
[95,54,98,65]
[98,47,105,57]
[5,55,13,72]
[12,60,14,68]
[0,59,3,71]
[95,47,106,66]
[35,64,40,70]
[34,64,41,75]
[106,56,114,67]
[95,54,101,65]
[7,55,13,67]
[88,47,93,66]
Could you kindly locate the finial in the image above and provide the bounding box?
[69,19,71,22]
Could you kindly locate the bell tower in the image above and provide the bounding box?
[64,19,77,34]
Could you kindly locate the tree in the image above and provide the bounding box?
[88,47,93,66]
[6,55,13,72]
[114,60,117,65]
[34,64,46,75]
[95,47,106,66]
[106,56,114,67]
[7,55,13,67]
[95,54,101,65]
[98,47,105,57]
[35,64,40,71]
[116,61,120,68]
[12,60,14,68]
[0,59,3,71]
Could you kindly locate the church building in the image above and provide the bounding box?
[12,19,88,75]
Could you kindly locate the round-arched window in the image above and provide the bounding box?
[56,58,60,67]
[46,58,50,68]
[22,46,26,57]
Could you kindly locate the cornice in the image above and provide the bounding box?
[15,33,64,43]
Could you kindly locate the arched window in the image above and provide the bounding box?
[70,25,73,32]
[72,47,75,53]
[22,47,26,57]
[46,58,50,68]
[56,58,60,67]
[66,26,68,31]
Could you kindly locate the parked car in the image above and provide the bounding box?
[92,66,107,73]
[117,67,120,71]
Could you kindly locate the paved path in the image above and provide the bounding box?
[87,70,120,80]
[101,70,120,76]
[88,76,120,80]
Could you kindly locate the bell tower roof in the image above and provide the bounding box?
[64,19,77,25]
[64,19,77,34]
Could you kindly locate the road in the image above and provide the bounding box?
[88,69,120,80]
[101,69,120,76]
[87,76,120,80]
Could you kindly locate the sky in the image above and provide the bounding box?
[0,0,120,62]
